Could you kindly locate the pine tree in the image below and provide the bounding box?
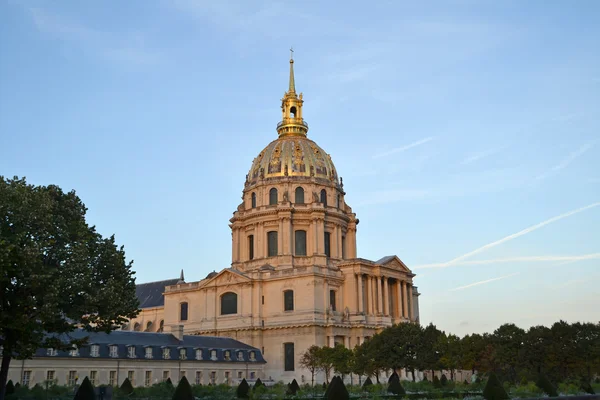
[236,379,250,399]
[440,374,448,386]
[5,381,14,396]
[253,378,264,390]
[120,378,134,395]
[326,376,349,400]
[482,372,509,400]
[535,374,558,397]
[74,377,96,400]
[362,377,373,390]
[288,379,300,395]
[172,377,194,400]
[387,373,405,397]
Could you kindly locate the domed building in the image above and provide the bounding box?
[128,56,421,384]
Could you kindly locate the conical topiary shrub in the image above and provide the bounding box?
[388,372,405,396]
[388,372,399,384]
[482,372,509,400]
[322,382,327,390]
[253,378,264,390]
[580,379,595,395]
[288,379,300,395]
[166,378,173,387]
[5,380,15,395]
[362,377,373,389]
[535,374,558,397]
[324,376,339,399]
[423,376,428,382]
[74,377,96,400]
[172,376,194,400]
[236,378,250,399]
[326,376,349,400]
[119,378,134,395]
[440,374,448,386]
[432,375,441,388]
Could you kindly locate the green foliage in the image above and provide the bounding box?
[120,378,134,395]
[74,377,96,400]
[362,377,373,389]
[166,378,173,387]
[5,381,14,396]
[325,376,349,400]
[172,376,193,400]
[387,372,405,396]
[580,379,595,394]
[236,378,250,398]
[432,376,441,389]
[0,177,139,396]
[483,372,509,400]
[287,379,300,395]
[440,374,448,386]
[253,378,264,390]
[536,374,558,397]
[299,345,321,386]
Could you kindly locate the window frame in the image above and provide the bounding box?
[248,235,254,260]
[283,290,294,312]
[145,347,153,359]
[329,289,337,311]
[267,231,278,257]
[220,292,238,315]
[269,188,278,205]
[320,189,327,207]
[180,302,189,321]
[251,192,256,208]
[324,231,331,258]
[284,343,295,371]
[294,230,307,256]
[295,187,304,204]
[128,346,136,358]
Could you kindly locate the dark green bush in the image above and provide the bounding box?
[172,376,193,400]
[119,378,134,395]
[440,374,448,386]
[326,376,349,400]
[388,372,405,396]
[483,372,509,400]
[236,378,250,398]
[166,378,173,387]
[74,377,96,400]
[322,382,327,390]
[254,378,264,390]
[423,376,428,382]
[5,380,15,395]
[536,374,558,397]
[288,379,300,395]
[580,379,595,394]
[432,376,442,389]
[362,377,373,389]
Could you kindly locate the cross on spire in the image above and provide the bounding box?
[290,47,294,60]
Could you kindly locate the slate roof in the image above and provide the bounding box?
[135,278,180,308]
[375,255,396,264]
[37,329,266,363]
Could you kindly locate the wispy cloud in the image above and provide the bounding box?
[449,272,520,292]
[536,142,595,180]
[460,146,505,165]
[28,7,160,66]
[373,137,434,159]
[419,202,600,268]
[414,253,600,269]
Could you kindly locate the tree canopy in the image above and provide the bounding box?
[0,177,140,400]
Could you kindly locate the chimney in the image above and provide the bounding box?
[170,324,184,341]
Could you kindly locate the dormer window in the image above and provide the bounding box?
[90,345,100,357]
[109,345,118,358]
[224,350,231,361]
[162,348,170,360]
[237,351,244,361]
[179,349,187,360]
[249,351,256,361]
[145,347,153,359]
[128,346,136,358]
[47,348,57,356]
[195,349,203,360]
[210,350,217,361]
[69,346,79,357]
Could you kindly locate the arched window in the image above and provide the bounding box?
[329,290,337,311]
[180,302,188,321]
[248,235,254,260]
[295,230,307,256]
[283,290,294,311]
[221,292,238,315]
[324,232,331,258]
[269,188,278,205]
[337,194,341,209]
[320,189,327,207]
[134,322,141,332]
[295,187,304,204]
[158,320,164,333]
[267,231,278,257]
[290,106,297,118]
[145,321,153,332]
[251,192,256,208]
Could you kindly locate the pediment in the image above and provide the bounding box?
[377,255,412,274]
[198,269,251,288]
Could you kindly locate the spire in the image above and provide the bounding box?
[177,269,185,284]
[288,47,295,93]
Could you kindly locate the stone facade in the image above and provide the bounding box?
[126,57,421,383]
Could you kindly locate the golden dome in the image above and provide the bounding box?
[247,136,338,184]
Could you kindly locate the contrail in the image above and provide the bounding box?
[373,137,434,159]
[449,272,520,291]
[414,253,600,269]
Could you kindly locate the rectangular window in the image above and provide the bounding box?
[47,348,57,356]
[284,343,295,371]
[224,350,231,361]
[210,350,217,360]
[250,372,256,380]
[110,345,118,358]
[145,371,152,387]
[237,371,243,379]
[195,349,202,360]
[67,371,76,386]
[195,371,202,385]
[341,236,346,259]
[179,348,187,360]
[180,302,188,321]
[250,351,256,361]
[267,231,278,257]
[128,371,135,386]
[22,371,31,387]
[225,371,230,385]
[210,371,216,385]
[128,346,136,358]
[46,371,55,382]
[145,347,153,359]
[163,371,169,381]
[163,348,171,359]
[284,290,294,311]
[261,296,264,305]
[89,371,97,386]
[69,347,79,357]
[90,345,99,357]
[294,230,307,256]
[324,232,331,257]
[248,235,254,260]
[330,290,336,311]
[109,371,116,386]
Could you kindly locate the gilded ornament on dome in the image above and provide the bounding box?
[310,143,320,155]
[292,142,305,173]
[268,144,282,174]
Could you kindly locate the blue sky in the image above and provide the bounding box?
[1,0,599,336]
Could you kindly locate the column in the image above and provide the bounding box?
[324,279,329,313]
[312,218,318,255]
[370,276,376,315]
[366,276,372,315]
[383,277,389,316]
[345,336,351,349]
[278,219,283,256]
[257,222,264,259]
[396,281,402,319]
[357,274,364,313]
[328,336,335,347]
[377,277,383,315]
[408,284,413,320]
[402,281,408,318]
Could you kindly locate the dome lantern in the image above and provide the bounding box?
[277,49,308,138]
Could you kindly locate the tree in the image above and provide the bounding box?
[326,376,349,400]
[172,376,193,400]
[74,377,96,400]
[120,378,134,395]
[330,344,353,380]
[492,323,525,384]
[236,378,249,399]
[317,346,336,383]
[387,372,405,396]
[482,372,509,400]
[299,345,320,386]
[0,177,140,400]
[535,374,558,397]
